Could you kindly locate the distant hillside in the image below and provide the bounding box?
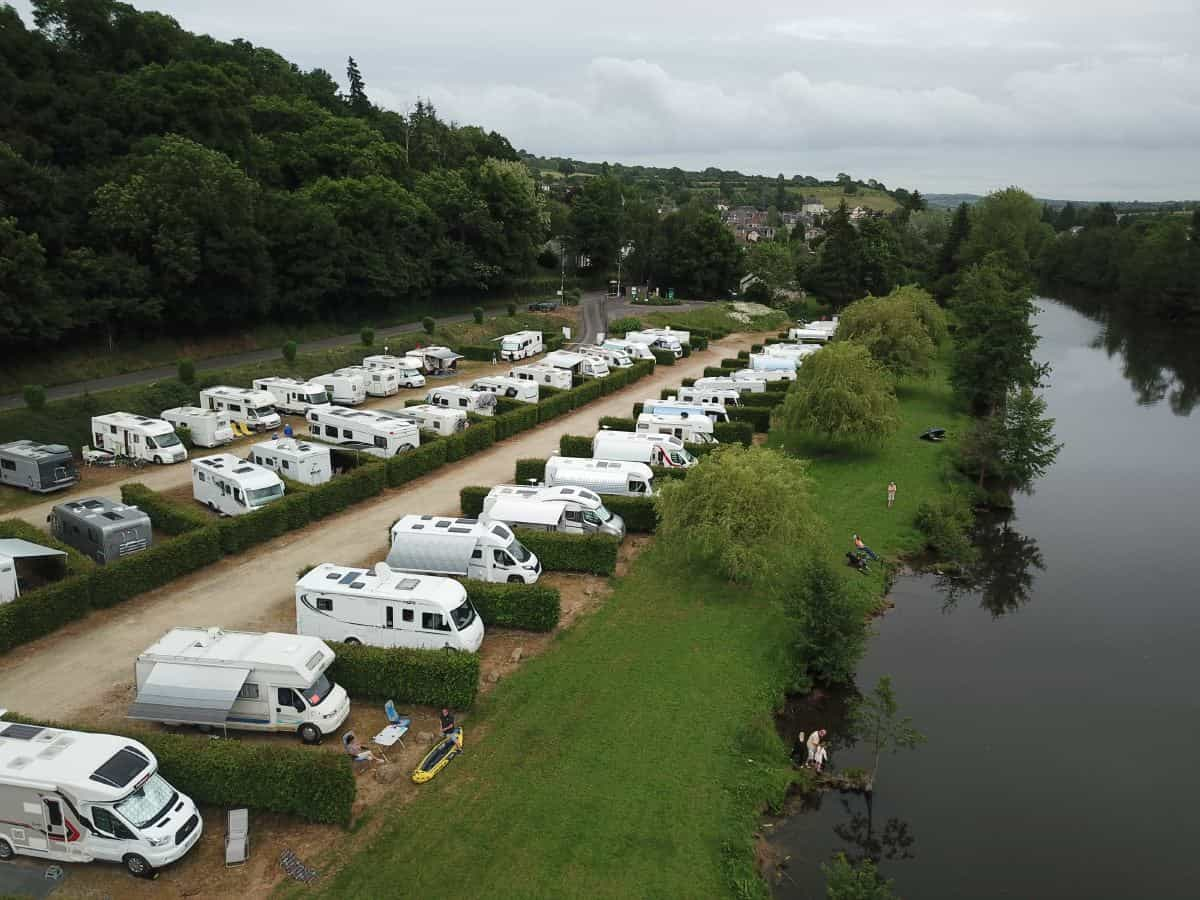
[926,193,1196,213]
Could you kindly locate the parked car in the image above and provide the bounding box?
[528,300,560,312]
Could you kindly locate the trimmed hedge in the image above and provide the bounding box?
[537,389,574,421]
[714,420,755,446]
[692,336,710,351]
[681,378,696,387]
[307,460,387,519]
[121,483,209,535]
[459,344,500,362]
[515,529,619,576]
[464,581,561,632]
[721,358,743,368]
[602,495,658,533]
[686,442,718,457]
[386,440,447,486]
[559,434,592,457]
[329,641,480,709]
[515,458,546,482]
[728,406,772,432]
[650,465,690,481]
[87,527,222,609]
[598,416,636,432]
[703,366,735,378]
[741,391,786,407]
[493,405,538,440]
[650,348,676,366]
[0,574,93,654]
[460,485,489,517]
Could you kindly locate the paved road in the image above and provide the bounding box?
[575,291,708,345]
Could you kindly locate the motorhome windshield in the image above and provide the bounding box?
[114,773,177,830]
[584,508,609,526]
[451,599,477,631]
[247,484,284,505]
[305,672,335,706]
[509,540,532,563]
[250,406,274,418]
[152,432,181,448]
[306,391,329,404]
[669,449,695,466]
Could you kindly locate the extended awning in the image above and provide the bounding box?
[128,663,250,725]
[0,539,67,561]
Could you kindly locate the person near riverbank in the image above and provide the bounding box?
[887,481,897,508]
[440,707,456,736]
[805,729,826,766]
[812,743,828,773]
[853,533,879,561]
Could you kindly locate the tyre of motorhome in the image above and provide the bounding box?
[482,484,625,538]
[469,376,539,404]
[129,626,350,745]
[295,562,483,652]
[0,440,78,493]
[387,515,541,584]
[676,387,743,408]
[91,413,187,465]
[579,345,634,369]
[335,364,399,397]
[601,338,656,361]
[199,386,282,431]
[305,405,420,456]
[509,363,573,390]
[694,375,767,394]
[363,355,426,388]
[49,497,151,564]
[543,350,609,379]
[635,412,718,443]
[250,377,330,415]
[496,330,544,361]
[642,398,730,423]
[426,386,498,417]
[191,454,285,516]
[378,404,468,436]
[160,407,235,448]
[0,712,202,876]
[250,437,332,486]
[543,457,655,496]
[592,430,698,468]
[312,371,367,406]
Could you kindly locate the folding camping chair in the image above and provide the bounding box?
[225,808,249,867]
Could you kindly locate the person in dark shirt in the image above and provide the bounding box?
[440,707,455,736]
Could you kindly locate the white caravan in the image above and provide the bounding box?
[418,346,463,373]
[625,329,687,357]
[387,515,541,584]
[379,405,468,436]
[636,412,718,444]
[305,405,420,456]
[363,355,426,388]
[580,345,634,369]
[427,386,498,417]
[676,387,743,409]
[130,627,350,745]
[160,407,234,448]
[602,338,655,361]
[510,363,573,390]
[91,413,186,465]
[312,371,367,406]
[469,376,539,404]
[482,485,625,538]
[643,398,730,423]
[543,457,655,497]
[251,377,330,415]
[250,437,332,486]
[335,365,399,397]
[496,330,544,361]
[544,349,609,379]
[787,326,833,343]
[0,539,67,605]
[744,357,797,381]
[296,563,483,653]
[199,386,281,432]
[694,375,767,395]
[0,713,201,877]
[765,343,822,361]
[191,454,284,515]
[592,430,698,468]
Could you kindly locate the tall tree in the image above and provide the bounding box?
[933,201,971,298]
[960,187,1051,284]
[847,676,925,792]
[805,200,861,306]
[345,56,369,115]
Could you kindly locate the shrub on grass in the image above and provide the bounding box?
[22,385,46,411]
[464,581,560,632]
[721,358,742,368]
[915,491,977,563]
[559,434,592,457]
[774,342,899,446]
[714,420,755,446]
[537,390,574,422]
[177,358,195,384]
[282,340,298,363]
[121,483,209,534]
[329,642,480,709]
[515,458,546,483]
[601,495,657,533]
[703,366,734,378]
[473,306,485,324]
[422,316,435,335]
[460,485,489,517]
[360,327,375,346]
[607,316,642,333]
[515,530,618,575]
[174,424,194,449]
[598,416,635,432]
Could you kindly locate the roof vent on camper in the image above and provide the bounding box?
[350,582,365,590]
[6,756,32,771]
[0,723,44,741]
[395,578,419,590]
[234,466,254,474]
[435,521,451,528]
[339,571,362,585]
[448,527,471,534]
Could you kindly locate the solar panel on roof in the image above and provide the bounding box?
[1,723,44,740]
[435,521,450,528]
[339,571,362,585]
[234,466,254,474]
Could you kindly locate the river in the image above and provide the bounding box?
[765,298,1200,899]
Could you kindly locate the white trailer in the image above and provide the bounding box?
[305,405,420,456]
[378,404,468,436]
[745,356,797,380]
[543,457,655,497]
[296,563,483,652]
[544,349,609,379]
[495,330,544,361]
[312,371,367,406]
[482,485,625,538]
[191,454,284,516]
[335,365,399,397]
[592,430,698,468]
[129,627,350,745]
[199,386,281,432]
[787,326,832,343]
[625,329,687,357]
[160,407,234,448]
[636,412,718,443]
[250,437,332,486]
[694,375,767,394]
[0,539,67,605]
[675,387,742,408]
[643,398,730,423]
[509,363,572,390]
[427,386,498,417]
[363,355,426,388]
[579,344,634,369]
[387,515,541,584]
[602,338,655,361]
[91,413,186,465]
[250,377,330,415]
[469,376,539,404]
[0,712,201,877]
[0,440,77,493]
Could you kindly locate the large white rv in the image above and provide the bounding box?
[251,377,330,415]
[625,329,687,358]
[379,405,468,436]
[543,457,655,496]
[296,563,483,652]
[544,350,609,379]
[787,326,833,343]
[91,413,186,465]
[764,343,822,361]
[636,412,718,444]
[743,357,797,381]
[470,376,539,404]
[335,365,399,397]
[0,440,77,493]
[579,344,634,369]
[602,337,655,361]
[496,330,544,361]
[250,437,332,486]
[642,398,730,423]
[694,375,767,394]
[482,484,625,538]
[191,454,285,516]
[426,386,498,417]
[160,407,234,448]
[386,515,541,584]
[305,405,420,456]
[312,371,367,406]
[363,355,426,388]
[510,363,572,391]
[592,430,698,468]
[199,386,281,432]
[0,713,201,877]
[676,387,742,409]
[129,627,350,745]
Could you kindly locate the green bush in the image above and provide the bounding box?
[0,574,93,654]
[537,390,574,422]
[740,391,785,408]
[22,385,46,411]
[650,465,690,482]
[651,348,676,366]
[0,519,94,575]
[493,405,538,440]
[460,485,489,517]
[121,482,209,534]
[282,340,298,363]
[703,366,735,378]
[572,379,603,404]
[714,421,755,446]
[306,461,386,519]
[607,316,642,333]
[692,336,709,351]
[559,434,592,457]
[360,327,375,346]
[473,306,485,324]
[87,527,223,609]
[177,358,196,384]
[543,333,566,352]
[464,581,560,632]
[216,500,293,555]
[175,424,194,449]
[598,416,635,432]
[386,440,447,487]
[515,458,546,483]
[728,406,772,432]
[681,378,696,388]
[915,491,977,563]
[750,344,763,354]
[494,396,524,415]
[329,642,480,710]
[422,316,436,335]
[602,495,657,533]
[686,442,718,457]
[515,529,618,575]
[721,358,742,369]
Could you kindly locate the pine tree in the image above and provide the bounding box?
[346,56,369,115]
[932,202,970,298]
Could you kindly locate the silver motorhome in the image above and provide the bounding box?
[482,484,625,538]
[694,376,767,395]
[470,376,539,404]
[363,355,426,388]
[335,365,399,397]
[251,377,330,415]
[427,386,498,417]
[676,387,742,409]
[312,371,367,406]
[379,404,468,436]
[0,440,77,493]
[387,515,541,584]
[49,497,151,564]
[543,457,655,496]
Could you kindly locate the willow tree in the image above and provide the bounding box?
[775,342,899,445]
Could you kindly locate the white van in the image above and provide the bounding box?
[0,713,201,877]
[510,363,573,391]
[129,627,350,745]
[676,387,742,409]
[580,345,634,369]
[427,386,498,417]
[694,376,767,395]
[787,326,833,343]
[250,437,332,486]
[336,365,399,397]
[742,359,796,381]
[482,484,625,538]
[199,386,281,432]
[602,338,655,361]
[544,349,609,379]
[636,412,718,444]
[387,515,541,584]
[191,454,285,515]
[543,457,655,496]
[312,371,367,406]
[251,377,330,415]
[363,355,426,388]
[643,398,730,423]
[91,413,186,465]
[305,405,420,456]
[592,431,698,468]
[161,407,235,448]
[496,330,544,361]
[296,563,483,652]
[379,404,469,436]
[625,329,687,358]
[470,376,539,404]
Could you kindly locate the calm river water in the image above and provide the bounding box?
[766,298,1200,898]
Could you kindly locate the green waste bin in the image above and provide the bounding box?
[667,288,675,300]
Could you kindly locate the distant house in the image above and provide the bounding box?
[801,197,826,216]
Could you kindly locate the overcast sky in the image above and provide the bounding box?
[13,1,1200,199]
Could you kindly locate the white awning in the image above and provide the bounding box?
[128,663,250,725]
[0,539,67,561]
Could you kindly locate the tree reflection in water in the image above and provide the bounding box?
[831,792,916,865]
[939,512,1045,617]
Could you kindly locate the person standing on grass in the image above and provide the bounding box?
[887,481,897,509]
[440,707,456,736]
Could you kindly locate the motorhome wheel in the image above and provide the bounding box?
[153,455,162,464]
[123,854,153,877]
[343,637,361,645]
[0,837,14,860]
[299,723,321,745]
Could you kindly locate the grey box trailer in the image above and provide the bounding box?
[0,440,78,493]
[49,497,152,564]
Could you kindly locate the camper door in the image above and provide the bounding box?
[273,685,309,730]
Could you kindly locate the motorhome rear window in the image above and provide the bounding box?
[90,746,150,788]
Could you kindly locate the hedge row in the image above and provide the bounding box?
[603,495,658,533]
[463,581,561,632]
[598,416,636,432]
[120,483,210,535]
[329,641,480,709]
[514,529,619,576]
[741,391,787,407]
[560,434,593,457]
[728,406,772,432]
[0,519,94,574]
[651,348,677,366]
[0,574,93,654]
[721,358,743,368]
[493,404,538,440]
[515,458,547,482]
[458,344,501,362]
[87,527,223,609]
[703,366,736,378]
[460,485,489,517]
[714,421,755,446]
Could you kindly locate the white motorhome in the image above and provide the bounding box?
[482,484,625,538]
[296,563,483,652]
[312,371,367,406]
[335,365,399,397]
[787,326,833,343]
[199,386,281,432]
[191,454,285,516]
[418,346,463,374]
[0,539,67,605]
[694,375,767,395]
[543,457,655,497]
[305,405,420,456]
[427,386,498,417]
[625,329,687,358]
[602,338,655,361]
[250,437,332,486]
[676,387,743,409]
[579,345,634,369]
[544,349,609,379]
[643,398,730,423]
[469,376,539,404]
[592,430,698,468]
[379,405,468,436]
[636,413,718,444]
[91,413,186,465]
[251,377,330,415]
[0,713,201,877]
[765,343,822,361]
[496,330,543,361]
[510,363,573,391]
[387,515,541,584]
[363,355,426,388]
[744,357,797,381]
[130,627,350,745]
[160,407,235,448]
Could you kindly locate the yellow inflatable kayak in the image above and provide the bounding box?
[412,727,463,784]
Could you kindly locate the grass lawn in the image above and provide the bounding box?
[643,305,789,335]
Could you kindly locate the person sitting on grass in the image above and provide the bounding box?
[853,533,879,561]
[440,707,456,736]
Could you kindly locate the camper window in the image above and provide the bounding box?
[0,459,13,470]
[306,672,334,706]
[402,609,414,622]
[252,406,273,418]
[471,549,482,560]
[451,600,477,631]
[246,484,283,505]
[342,429,353,438]
[583,510,603,526]
[91,806,135,840]
[510,541,532,563]
[423,612,450,632]
[316,597,333,611]
[325,425,337,437]
[109,425,117,434]
[278,687,305,712]
[114,773,176,830]
[228,404,242,412]
[493,549,513,567]
[565,509,581,523]
[630,480,647,493]
[374,436,387,449]
[238,683,260,700]
[282,460,290,470]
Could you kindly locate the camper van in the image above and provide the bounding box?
[694,376,767,395]
[580,345,634,369]
[251,377,330,415]
[363,355,426,388]
[199,386,281,432]
[335,365,399,397]
[0,539,67,605]
[496,331,544,361]
[642,398,730,423]
[305,405,420,456]
[510,363,573,391]
[602,338,656,361]
[482,484,625,538]
[250,437,332,486]
[378,405,468,436]
[130,627,350,745]
[387,515,541,584]
[744,357,797,381]
[787,326,833,343]
[636,413,718,443]
[296,563,482,652]
[49,497,151,564]
[91,413,186,465]
[418,346,463,374]
[592,430,698,468]
[312,371,367,406]
[0,713,201,876]
[543,457,655,497]
[544,350,609,379]
[676,387,742,409]
[191,454,285,516]
[160,407,234,448]
[469,376,539,404]
[625,329,687,358]
[427,386,498,417]
[765,343,822,361]
[0,440,78,493]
